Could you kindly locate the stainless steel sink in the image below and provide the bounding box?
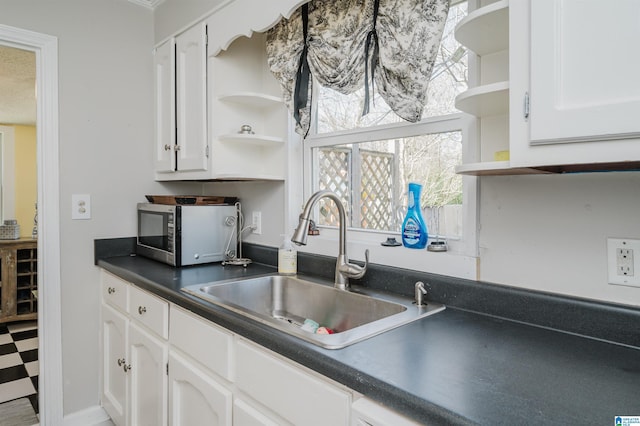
[181,274,444,349]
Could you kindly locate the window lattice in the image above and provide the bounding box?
[360,150,394,230]
[318,147,395,231]
[318,148,351,226]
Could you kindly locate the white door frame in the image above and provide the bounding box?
[0,24,63,424]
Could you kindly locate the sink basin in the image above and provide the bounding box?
[181,274,444,349]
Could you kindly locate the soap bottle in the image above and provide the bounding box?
[401,182,428,249]
[278,234,297,275]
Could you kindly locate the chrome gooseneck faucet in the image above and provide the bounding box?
[291,190,369,290]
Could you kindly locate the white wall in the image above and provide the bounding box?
[202,181,287,246]
[0,0,194,416]
[154,0,226,43]
[479,172,640,307]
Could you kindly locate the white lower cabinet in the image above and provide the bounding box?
[235,339,351,426]
[168,305,233,426]
[101,272,169,426]
[351,398,424,426]
[168,350,232,426]
[169,305,233,381]
[101,270,426,425]
[102,303,128,426]
[232,399,281,426]
[129,323,168,426]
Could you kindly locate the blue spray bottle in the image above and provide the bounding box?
[402,182,428,249]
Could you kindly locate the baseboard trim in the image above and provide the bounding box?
[64,405,111,426]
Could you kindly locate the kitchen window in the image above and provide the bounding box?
[302,0,477,261]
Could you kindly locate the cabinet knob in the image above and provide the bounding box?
[117,358,125,367]
[107,287,116,294]
[138,306,147,315]
[123,364,131,373]
[164,144,171,151]
[174,145,181,151]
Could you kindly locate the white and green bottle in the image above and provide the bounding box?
[278,234,297,275]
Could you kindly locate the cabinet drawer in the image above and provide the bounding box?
[169,305,234,381]
[236,339,351,426]
[129,285,169,339]
[101,271,129,312]
[351,398,422,426]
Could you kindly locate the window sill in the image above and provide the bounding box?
[296,233,478,281]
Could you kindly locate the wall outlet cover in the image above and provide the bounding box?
[607,238,640,288]
[71,194,91,220]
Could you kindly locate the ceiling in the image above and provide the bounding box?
[128,0,165,8]
[0,45,36,126]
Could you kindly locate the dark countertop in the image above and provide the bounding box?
[97,254,640,425]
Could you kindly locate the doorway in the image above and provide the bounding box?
[0,24,63,424]
[0,43,39,421]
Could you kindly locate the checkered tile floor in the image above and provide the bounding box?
[0,321,38,414]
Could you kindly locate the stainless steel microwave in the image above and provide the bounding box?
[136,203,237,266]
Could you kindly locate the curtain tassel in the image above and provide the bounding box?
[293,3,311,135]
[362,0,380,117]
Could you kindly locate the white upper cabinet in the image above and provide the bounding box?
[175,22,209,173]
[154,22,209,179]
[206,0,309,56]
[528,0,640,144]
[154,38,175,173]
[458,0,640,175]
[455,0,534,175]
[153,1,305,181]
[510,0,640,169]
[206,32,287,180]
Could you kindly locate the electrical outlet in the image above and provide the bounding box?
[252,211,262,235]
[607,238,640,287]
[617,248,634,276]
[71,194,91,220]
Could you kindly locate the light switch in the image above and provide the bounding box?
[72,194,91,220]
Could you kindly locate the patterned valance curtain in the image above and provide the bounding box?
[266,0,450,136]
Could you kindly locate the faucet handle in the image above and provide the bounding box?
[415,281,428,306]
[340,249,369,280]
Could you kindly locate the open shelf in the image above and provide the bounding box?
[218,133,284,146]
[211,172,285,181]
[455,0,509,56]
[455,81,509,117]
[218,92,284,109]
[456,161,553,176]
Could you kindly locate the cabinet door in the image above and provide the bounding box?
[168,350,232,426]
[102,304,128,426]
[129,322,168,426]
[236,339,351,426]
[175,22,208,172]
[233,398,282,426]
[154,38,176,173]
[529,0,640,144]
[169,305,233,381]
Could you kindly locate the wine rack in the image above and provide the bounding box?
[0,239,38,323]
